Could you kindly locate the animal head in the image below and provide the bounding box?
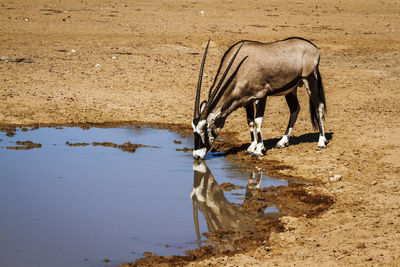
[192,118,209,160]
[192,116,219,160]
[192,40,244,160]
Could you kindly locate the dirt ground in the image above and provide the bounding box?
[1,0,399,266]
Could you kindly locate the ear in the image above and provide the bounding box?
[200,100,207,114]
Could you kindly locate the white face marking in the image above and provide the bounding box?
[193,147,207,159]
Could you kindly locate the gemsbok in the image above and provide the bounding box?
[192,37,327,160]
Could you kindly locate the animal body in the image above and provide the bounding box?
[192,37,327,160]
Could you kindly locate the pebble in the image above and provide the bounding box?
[329,174,342,182]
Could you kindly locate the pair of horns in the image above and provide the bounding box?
[194,40,244,119]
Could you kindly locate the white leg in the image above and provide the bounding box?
[276,127,293,148]
[246,121,257,154]
[253,117,266,156]
[317,103,327,148]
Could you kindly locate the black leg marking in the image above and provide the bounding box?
[245,102,256,155]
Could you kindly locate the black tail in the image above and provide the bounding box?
[309,67,326,130]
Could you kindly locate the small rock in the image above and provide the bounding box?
[143,251,156,257]
[329,174,342,182]
[280,216,298,231]
[71,49,76,53]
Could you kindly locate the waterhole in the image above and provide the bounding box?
[0,126,289,266]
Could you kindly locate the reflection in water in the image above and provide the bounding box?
[191,161,281,252]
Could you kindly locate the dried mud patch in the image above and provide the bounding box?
[218,182,244,192]
[7,140,42,150]
[66,140,159,153]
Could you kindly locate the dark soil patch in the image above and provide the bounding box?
[7,141,42,150]
[219,182,244,192]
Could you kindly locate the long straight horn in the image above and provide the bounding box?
[194,39,211,119]
[200,41,245,119]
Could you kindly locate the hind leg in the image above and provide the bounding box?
[304,72,327,148]
[276,89,300,148]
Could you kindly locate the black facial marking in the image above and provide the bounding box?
[194,133,203,149]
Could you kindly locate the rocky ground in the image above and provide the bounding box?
[1,0,399,266]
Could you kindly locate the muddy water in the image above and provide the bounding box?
[0,127,287,267]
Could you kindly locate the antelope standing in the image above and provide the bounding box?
[192,37,327,160]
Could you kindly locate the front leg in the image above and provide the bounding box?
[253,97,267,156]
[245,102,257,155]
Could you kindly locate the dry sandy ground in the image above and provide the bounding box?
[1,0,399,266]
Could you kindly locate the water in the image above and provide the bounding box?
[0,126,288,267]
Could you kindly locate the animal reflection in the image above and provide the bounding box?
[191,161,280,251]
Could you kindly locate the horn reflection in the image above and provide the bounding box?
[191,161,281,252]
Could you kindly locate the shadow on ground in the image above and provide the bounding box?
[215,132,334,156]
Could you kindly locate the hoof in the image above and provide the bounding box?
[245,151,254,156]
[251,152,265,158]
[275,143,288,149]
